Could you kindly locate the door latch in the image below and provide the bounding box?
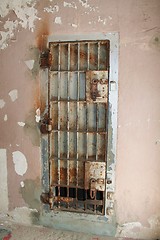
[90,178,105,199]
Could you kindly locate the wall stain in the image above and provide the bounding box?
[24,110,40,146]
[36,16,50,51]
[149,33,160,51]
[20,177,41,211]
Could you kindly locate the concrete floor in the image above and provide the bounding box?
[0,222,138,240]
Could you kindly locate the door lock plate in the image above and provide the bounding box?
[85,161,106,191]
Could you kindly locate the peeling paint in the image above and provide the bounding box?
[24,110,40,146]
[20,178,41,211]
[35,108,40,123]
[0,149,8,212]
[54,17,62,25]
[0,20,18,50]
[44,5,59,13]
[12,151,28,176]
[98,16,107,25]
[25,60,35,70]
[0,99,5,109]
[4,114,8,121]
[8,89,18,102]
[71,23,78,28]
[17,122,25,127]
[0,0,40,50]
[64,2,77,9]
[20,181,25,188]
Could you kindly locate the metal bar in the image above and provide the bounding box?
[95,103,98,161]
[97,42,100,70]
[57,43,61,205]
[67,43,70,206]
[49,70,86,73]
[75,43,80,209]
[86,43,90,160]
[51,130,107,134]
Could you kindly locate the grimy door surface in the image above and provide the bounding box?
[48,40,109,215]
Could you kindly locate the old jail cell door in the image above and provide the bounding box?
[41,35,118,218]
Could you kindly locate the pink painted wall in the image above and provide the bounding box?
[0,0,160,238]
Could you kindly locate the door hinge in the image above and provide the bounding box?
[40,49,52,68]
[40,118,52,134]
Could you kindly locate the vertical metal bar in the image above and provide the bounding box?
[76,43,80,209]
[95,103,98,162]
[67,43,70,206]
[57,44,61,206]
[86,43,90,160]
[97,41,100,70]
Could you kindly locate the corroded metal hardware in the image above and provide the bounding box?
[90,178,105,199]
[40,118,52,134]
[86,71,108,102]
[85,162,106,192]
[40,49,52,68]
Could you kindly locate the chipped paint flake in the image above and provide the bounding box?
[64,2,77,9]
[98,16,107,25]
[9,89,18,102]
[20,181,25,188]
[44,5,59,13]
[4,114,8,121]
[54,17,62,24]
[17,122,25,127]
[0,99,5,109]
[12,151,28,176]
[71,23,78,28]
[25,60,35,70]
[35,108,40,123]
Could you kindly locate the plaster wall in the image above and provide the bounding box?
[0,0,160,238]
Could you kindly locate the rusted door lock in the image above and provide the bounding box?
[90,178,105,199]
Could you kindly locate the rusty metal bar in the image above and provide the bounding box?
[76,43,80,208]
[97,42,100,70]
[57,43,61,204]
[96,103,98,161]
[67,43,70,205]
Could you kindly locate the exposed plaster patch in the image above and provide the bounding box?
[0,20,18,49]
[4,114,8,121]
[98,16,107,25]
[78,0,98,12]
[25,60,35,70]
[9,89,18,102]
[54,17,62,24]
[17,122,25,127]
[71,23,78,28]
[0,149,8,212]
[20,181,25,188]
[35,108,40,123]
[64,1,77,9]
[44,5,59,13]
[12,151,28,176]
[0,99,5,109]
[0,0,40,50]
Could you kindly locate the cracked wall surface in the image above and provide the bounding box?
[0,0,160,239]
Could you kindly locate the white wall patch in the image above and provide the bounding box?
[35,108,40,123]
[64,2,77,9]
[0,149,9,212]
[4,114,8,121]
[20,181,25,188]
[17,122,25,127]
[25,60,35,70]
[12,151,28,176]
[9,89,18,102]
[71,23,78,28]
[55,17,62,24]
[44,5,59,13]
[0,99,5,109]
